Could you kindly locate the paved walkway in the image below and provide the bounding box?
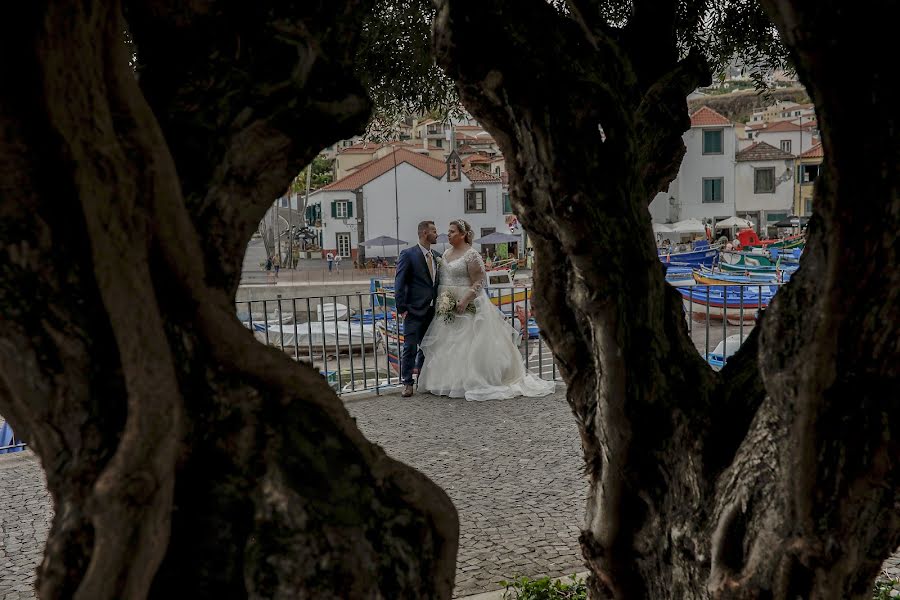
[0,452,51,600]
[4,389,900,598]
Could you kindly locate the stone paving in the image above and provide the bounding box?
[0,452,51,600]
[346,390,586,597]
[4,388,900,599]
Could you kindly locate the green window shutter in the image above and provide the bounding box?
[330,201,337,218]
[347,202,353,217]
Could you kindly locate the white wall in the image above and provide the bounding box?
[648,179,678,223]
[734,159,795,214]
[362,164,510,257]
[752,130,813,155]
[674,126,736,222]
[310,189,358,256]
[312,162,515,258]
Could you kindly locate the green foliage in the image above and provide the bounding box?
[353,0,790,135]
[290,157,334,195]
[873,579,900,600]
[500,575,588,600]
[356,0,460,139]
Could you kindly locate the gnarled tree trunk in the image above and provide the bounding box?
[435,0,899,597]
[0,1,457,598]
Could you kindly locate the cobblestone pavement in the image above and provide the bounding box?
[5,388,900,598]
[345,390,587,597]
[0,452,51,600]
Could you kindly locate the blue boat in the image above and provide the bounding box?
[659,243,719,267]
[678,284,777,323]
[1,420,24,454]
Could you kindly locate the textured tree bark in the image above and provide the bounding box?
[0,2,457,599]
[435,0,899,598]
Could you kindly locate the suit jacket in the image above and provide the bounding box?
[395,246,441,317]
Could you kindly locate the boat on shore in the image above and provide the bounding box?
[678,285,776,323]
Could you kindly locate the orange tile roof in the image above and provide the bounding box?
[690,106,732,127]
[463,167,501,183]
[337,142,383,155]
[800,143,824,158]
[322,148,446,191]
[735,141,795,161]
[759,120,805,133]
[462,152,492,165]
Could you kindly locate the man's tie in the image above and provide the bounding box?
[426,252,434,281]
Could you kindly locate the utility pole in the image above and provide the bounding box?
[392,149,400,258]
[303,163,312,225]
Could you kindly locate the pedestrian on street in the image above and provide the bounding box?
[272,253,281,278]
[334,253,343,271]
[326,251,334,272]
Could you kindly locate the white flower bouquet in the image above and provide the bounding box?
[435,290,476,323]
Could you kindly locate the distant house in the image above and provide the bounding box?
[745,119,817,155]
[306,148,510,260]
[734,142,796,234]
[794,143,824,216]
[649,106,737,225]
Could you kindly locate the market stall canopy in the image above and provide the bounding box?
[670,218,707,233]
[652,222,674,233]
[474,231,521,244]
[772,215,810,228]
[715,216,754,229]
[362,235,408,247]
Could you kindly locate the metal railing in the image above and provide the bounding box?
[239,267,396,286]
[237,286,563,396]
[0,282,782,453]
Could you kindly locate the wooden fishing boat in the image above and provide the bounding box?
[678,285,776,323]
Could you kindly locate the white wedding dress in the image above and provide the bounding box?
[418,247,555,401]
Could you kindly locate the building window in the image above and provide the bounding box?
[702,178,724,203]
[754,168,776,193]
[465,189,486,213]
[702,129,723,154]
[336,233,351,258]
[805,199,813,215]
[281,197,289,208]
[780,140,792,153]
[435,138,443,148]
[502,192,512,214]
[801,164,820,184]
[334,200,349,218]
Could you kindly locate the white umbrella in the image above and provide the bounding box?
[652,222,673,233]
[715,216,753,229]
[671,218,706,234]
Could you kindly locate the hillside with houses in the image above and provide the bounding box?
[269,95,822,262]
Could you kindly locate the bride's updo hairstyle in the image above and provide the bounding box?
[452,219,474,244]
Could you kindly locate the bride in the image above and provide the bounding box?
[417,219,555,401]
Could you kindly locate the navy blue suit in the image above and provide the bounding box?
[394,245,441,385]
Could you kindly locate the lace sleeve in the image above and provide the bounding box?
[464,249,487,293]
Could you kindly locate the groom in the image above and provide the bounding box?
[394,220,440,397]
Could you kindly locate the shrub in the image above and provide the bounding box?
[500,575,587,600]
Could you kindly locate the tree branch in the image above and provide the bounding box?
[126,0,375,291]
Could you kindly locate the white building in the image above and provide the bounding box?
[747,101,815,125]
[745,119,817,155]
[733,142,796,233]
[307,148,515,261]
[650,106,737,225]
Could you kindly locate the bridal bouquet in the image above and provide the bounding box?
[435,290,476,323]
